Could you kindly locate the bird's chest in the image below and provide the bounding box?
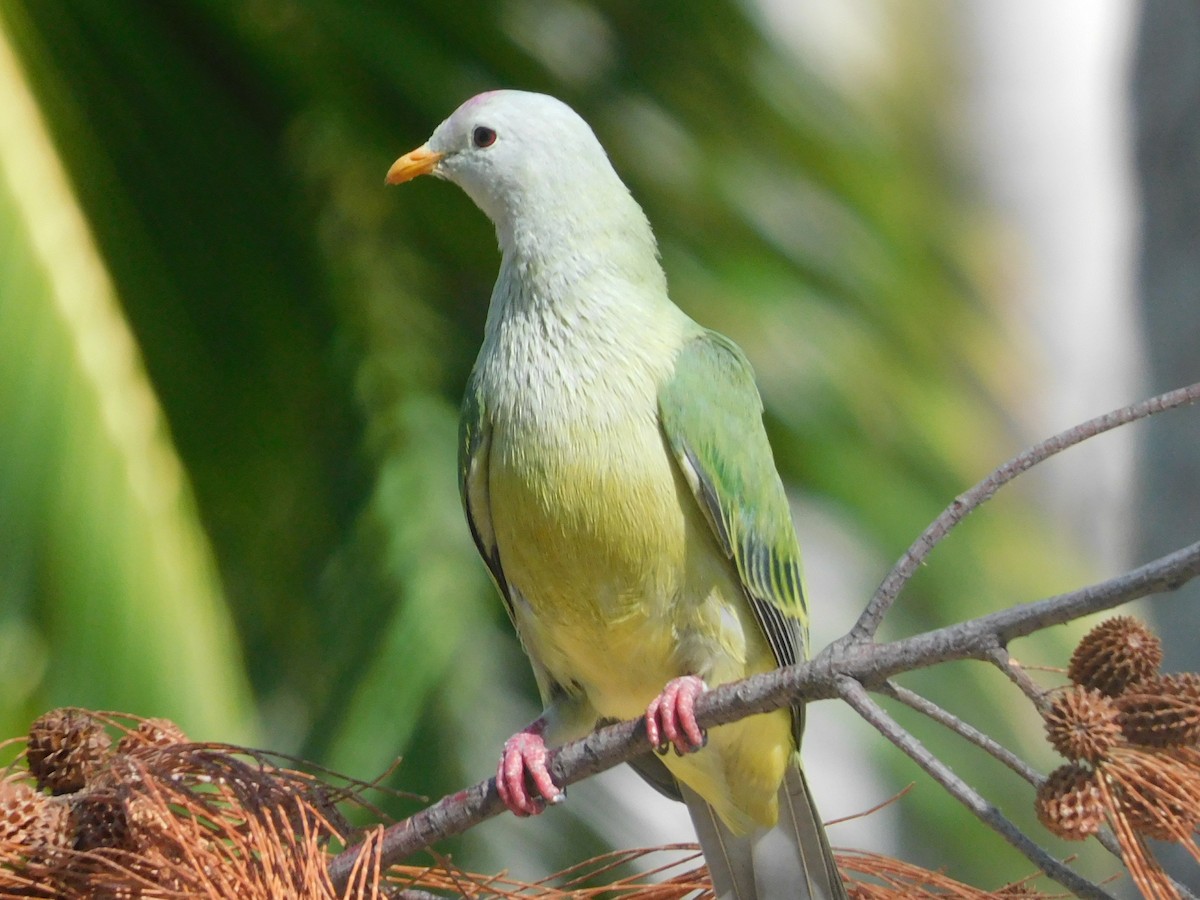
[478,340,691,658]
[488,409,694,706]
[471,295,721,704]
[487,382,685,611]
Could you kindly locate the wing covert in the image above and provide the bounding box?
[459,371,515,626]
[659,331,809,674]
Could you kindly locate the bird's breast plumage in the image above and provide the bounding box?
[473,292,748,720]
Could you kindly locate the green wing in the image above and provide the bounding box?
[458,370,515,626]
[659,330,810,677]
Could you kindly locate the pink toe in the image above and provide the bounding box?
[497,729,563,816]
[646,676,707,755]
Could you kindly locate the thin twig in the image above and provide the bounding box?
[835,677,1115,900]
[985,646,1050,709]
[848,381,1200,642]
[880,681,1041,786]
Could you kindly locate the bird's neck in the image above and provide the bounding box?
[498,186,665,289]
[484,197,674,349]
[474,228,687,430]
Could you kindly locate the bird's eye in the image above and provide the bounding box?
[472,126,497,148]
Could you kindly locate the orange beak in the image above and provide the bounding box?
[386,145,444,184]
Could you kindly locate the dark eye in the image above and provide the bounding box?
[472,126,497,148]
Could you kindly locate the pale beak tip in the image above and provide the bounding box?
[386,146,442,186]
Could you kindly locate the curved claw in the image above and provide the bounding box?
[646,675,708,756]
[497,730,564,816]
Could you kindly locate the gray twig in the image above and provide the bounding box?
[881,681,1041,786]
[985,645,1051,708]
[835,677,1115,900]
[847,381,1200,643]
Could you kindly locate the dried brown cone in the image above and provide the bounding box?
[25,709,113,795]
[0,779,72,861]
[0,728,374,897]
[70,788,134,852]
[1035,763,1105,840]
[1067,616,1163,697]
[115,717,189,755]
[0,781,41,847]
[1043,685,1121,764]
[1118,672,1200,749]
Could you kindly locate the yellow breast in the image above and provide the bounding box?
[473,305,793,831]
[490,420,794,830]
[488,410,698,714]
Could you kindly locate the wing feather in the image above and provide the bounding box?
[659,331,809,738]
[459,372,515,628]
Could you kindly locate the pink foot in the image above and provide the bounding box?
[496,723,564,816]
[646,675,708,756]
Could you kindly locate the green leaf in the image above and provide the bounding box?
[0,22,253,741]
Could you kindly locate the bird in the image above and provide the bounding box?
[387,90,846,900]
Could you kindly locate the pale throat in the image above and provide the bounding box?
[493,266,694,439]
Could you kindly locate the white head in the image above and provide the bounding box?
[387,91,658,269]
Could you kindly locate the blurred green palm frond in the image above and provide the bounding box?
[0,23,252,739]
[0,0,1097,886]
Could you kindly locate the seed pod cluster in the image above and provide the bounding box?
[0,708,384,897]
[3,708,190,863]
[1039,617,1200,862]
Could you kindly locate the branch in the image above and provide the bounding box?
[847,381,1200,643]
[329,537,1200,887]
[718,539,1200,723]
[326,715,650,887]
[326,383,1200,891]
[984,646,1048,708]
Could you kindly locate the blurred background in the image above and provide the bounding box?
[1,0,1196,893]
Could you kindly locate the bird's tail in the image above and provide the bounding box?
[682,764,846,900]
